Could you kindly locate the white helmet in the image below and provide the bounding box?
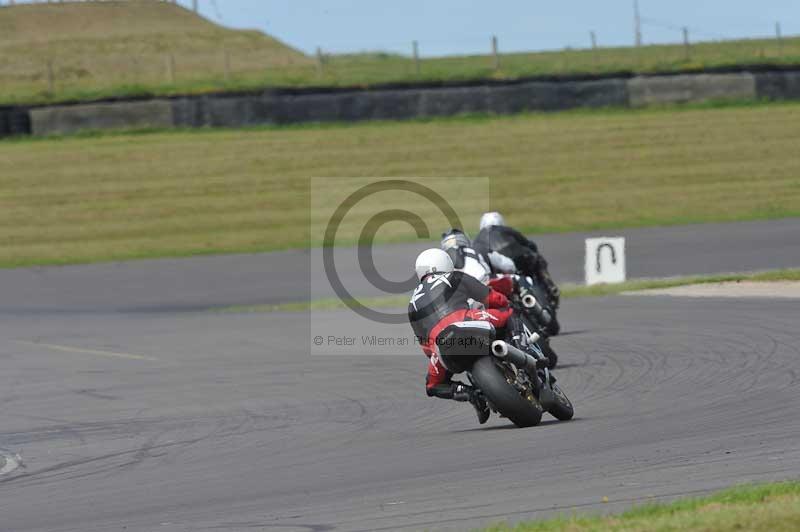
[480,212,506,230]
[415,248,454,280]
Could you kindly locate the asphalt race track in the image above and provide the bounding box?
[1,220,800,531]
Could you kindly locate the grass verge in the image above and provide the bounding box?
[2,102,800,268]
[564,268,800,298]
[482,481,800,532]
[215,269,800,313]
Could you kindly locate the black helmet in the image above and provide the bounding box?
[441,229,471,251]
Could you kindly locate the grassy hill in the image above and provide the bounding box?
[0,0,227,40]
[0,0,310,104]
[0,1,799,106]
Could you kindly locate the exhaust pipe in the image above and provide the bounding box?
[491,340,540,373]
[491,340,510,358]
[521,294,552,325]
[521,294,537,308]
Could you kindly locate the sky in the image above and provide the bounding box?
[188,1,797,57]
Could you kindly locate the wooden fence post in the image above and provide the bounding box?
[132,56,140,83]
[46,60,55,95]
[316,47,324,76]
[166,54,176,83]
[224,48,231,82]
[682,27,690,61]
[491,35,499,71]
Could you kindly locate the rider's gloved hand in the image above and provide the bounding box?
[512,274,522,294]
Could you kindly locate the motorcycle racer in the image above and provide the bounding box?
[440,228,516,297]
[473,212,561,308]
[408,248,514,424]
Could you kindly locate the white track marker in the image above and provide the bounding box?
[585,237,626,286]
[14,341,158,361]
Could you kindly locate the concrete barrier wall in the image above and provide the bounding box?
[628,73,756,107]
[486,79,629,114]
[0,106,31,137]
[754,70,800,100]
[169,78,629,130]
[29,100,174,136]
[4,68,800,138]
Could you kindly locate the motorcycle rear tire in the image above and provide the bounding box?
[471,357,543,428]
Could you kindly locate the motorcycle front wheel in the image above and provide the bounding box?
[546,382,574,421]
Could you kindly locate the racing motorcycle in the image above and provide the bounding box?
[503,275,561,368]
[516,274,561,338]
[435,303,574,428]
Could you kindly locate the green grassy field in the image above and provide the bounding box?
[1,102,799,268]
[1,2,799,105]
[482,481,800,532]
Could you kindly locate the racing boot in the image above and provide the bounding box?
[469,392,491,425]
[530,254,560,308]
[538,269,560,309]
[453,384,491,424]
[539,337,558,369]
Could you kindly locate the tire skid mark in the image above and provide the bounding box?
[0,449,21,476]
